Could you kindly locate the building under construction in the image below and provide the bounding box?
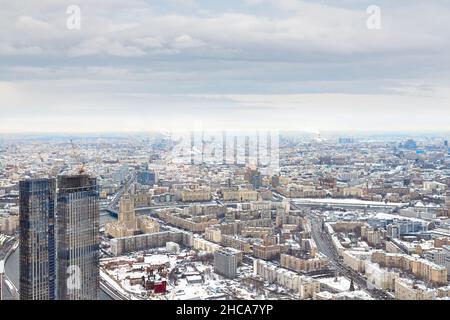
[57,175,100,300]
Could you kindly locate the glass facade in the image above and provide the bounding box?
[56,175,99,300]
[19,178,56,300]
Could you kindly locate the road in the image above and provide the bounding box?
[270,186,395,300]
[289,200,393,300]
[104,172,136,216]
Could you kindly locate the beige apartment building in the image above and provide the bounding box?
[395,278,437,300]
[137,216,160,234]
[134,193,152,207]
[361,226,384,247]
[254,259,320,299]
[434,237,450,248]
[221,234,253,253]
[278,184,327,198]
[241,227,272,238]
[157,210,218,232]
[253,243,283,260]
[180,189,211,202]
[193,237,222,253]
[372,251,448,285]
[223,190,258,202]
[342,187,364,198]
[205,226,222,243]
[280,254,329,273]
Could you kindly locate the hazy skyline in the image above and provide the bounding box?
[1,1,449,133]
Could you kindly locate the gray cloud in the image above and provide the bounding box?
[0,0,449,132]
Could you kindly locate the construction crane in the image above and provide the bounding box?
[70,139,86,175]
[38,152,61,177]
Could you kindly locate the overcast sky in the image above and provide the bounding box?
[0,0,449,133]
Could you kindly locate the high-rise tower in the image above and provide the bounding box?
[57,175,99,300]
[19,178,56,300]
[118,192,136,229]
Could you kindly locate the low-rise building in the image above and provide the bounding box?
[253,243,283,261]
[254,259,320,299]
[395,278,436,300]
[372,251,447,286]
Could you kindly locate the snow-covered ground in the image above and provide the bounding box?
[100,249,258,300]
[317,276,356,293]
[373,212,427,223]
[293,198,403,207]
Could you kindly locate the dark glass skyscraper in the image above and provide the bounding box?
[19,178,56,300]
[57,175,99,300]
[137,170,157,186]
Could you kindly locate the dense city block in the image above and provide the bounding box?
[1,132,449,300]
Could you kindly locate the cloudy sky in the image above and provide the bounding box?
[0,0,449,133]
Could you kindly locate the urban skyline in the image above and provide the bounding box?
[1,133,450,301]
[1,0,450,306]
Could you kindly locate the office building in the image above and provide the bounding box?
[137,170,157,186]
[57,175,99,300]
[19,178,56,300]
